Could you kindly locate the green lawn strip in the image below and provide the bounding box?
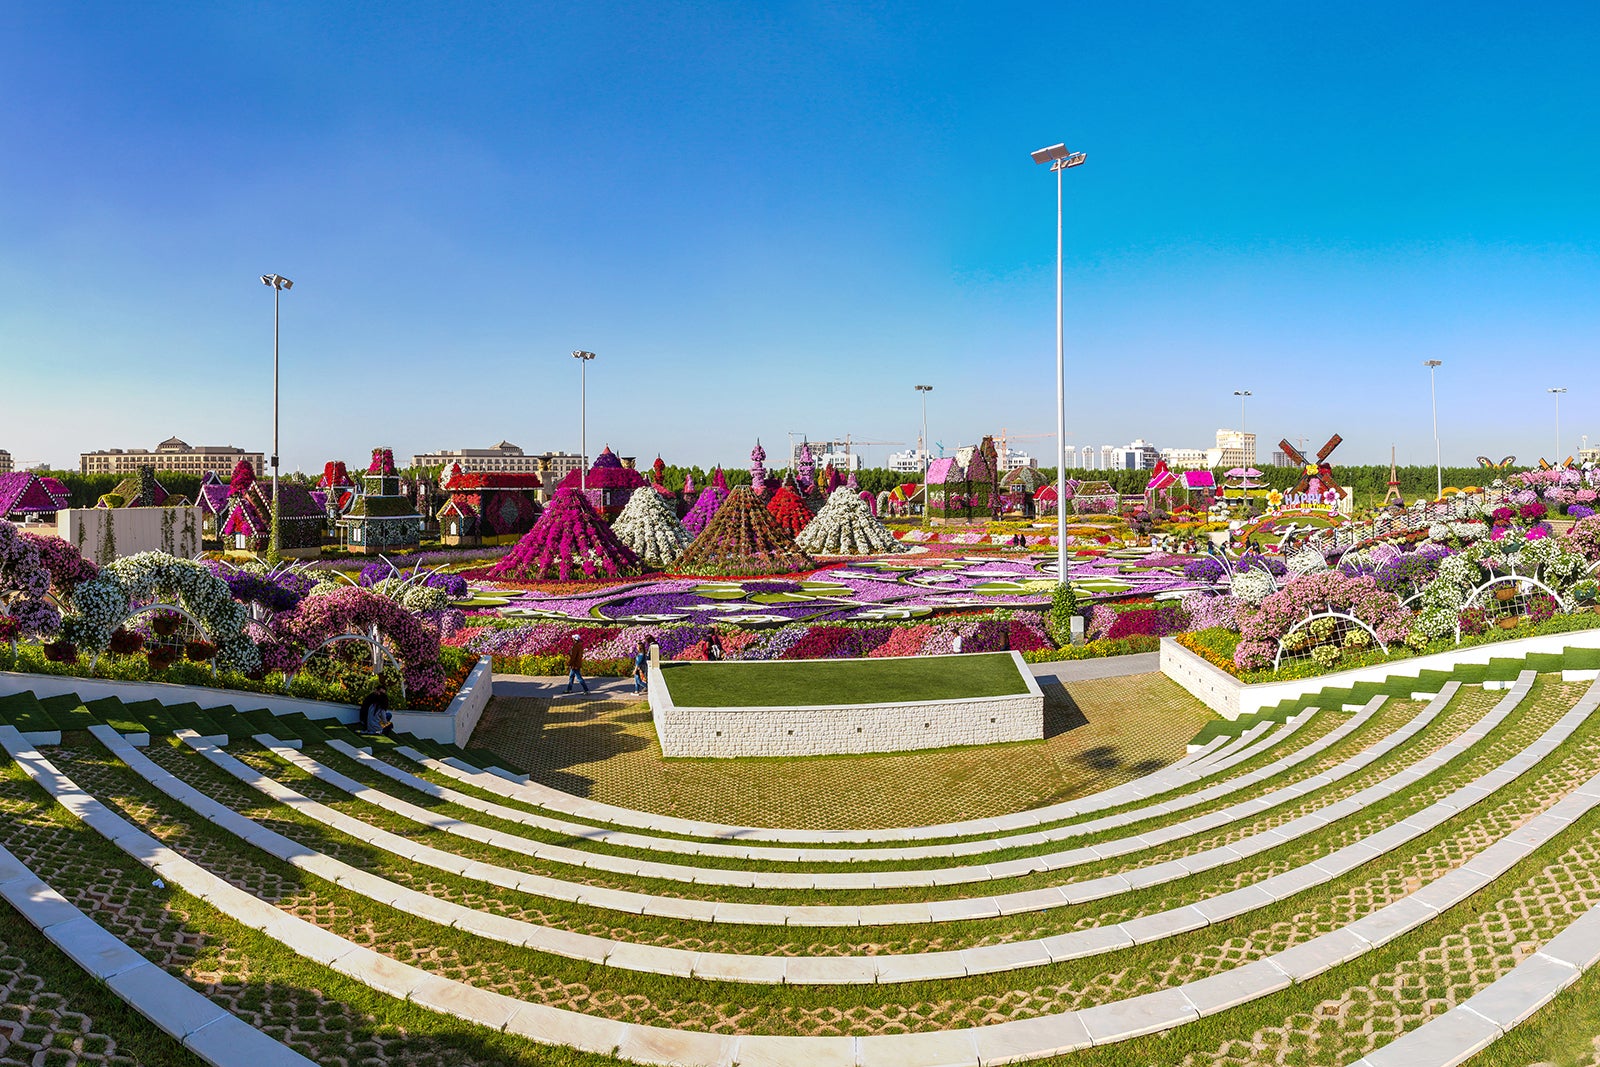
[237,707,286,737]
[660,652,1030,708]
[1465,940,1600,1066]
[162,701,226,736]
[92,680,1600,1034]
[0,750,607,1067]
[36,693,98,731]
[380,696,1371,854]
[0,902,204,1065]
[272,712,334,744]
[0,692,60,734]
[298,692,1437,883]
[1055,775,1600,1067]
[86,696,150,736]
[119,698,181,735]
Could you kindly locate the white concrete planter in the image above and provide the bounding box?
[1161,629,1600,720]
[647,650,1044,758]
[390,657,493,747]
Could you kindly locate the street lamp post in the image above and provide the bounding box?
[1031,142,1087,587]
[573,351,596,491]
[1423,361,1443,499]
[914,385,933,480]
[1232,390,1252,467]
[260,274,293,559]
[1549,387,1568,461]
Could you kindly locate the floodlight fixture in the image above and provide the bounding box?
[260,274,293,291]
[1031,143,1069,164]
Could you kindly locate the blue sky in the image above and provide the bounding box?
[3,2,1598,473]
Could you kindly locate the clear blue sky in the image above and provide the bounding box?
[3,2,1598,473]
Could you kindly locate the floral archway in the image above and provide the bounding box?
[281,586,446,706]
[0,522,60,647]
[62,552,259,673]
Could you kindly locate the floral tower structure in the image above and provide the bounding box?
[337,448,423,555]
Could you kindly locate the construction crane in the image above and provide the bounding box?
[998,428,1071,470]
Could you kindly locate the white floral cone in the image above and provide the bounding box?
[795,487,907,556]
[612,482,693,568]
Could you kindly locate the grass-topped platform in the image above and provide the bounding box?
[657,651,1029,709]
[649,651,1044,757]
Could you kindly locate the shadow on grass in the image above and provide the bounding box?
[1040,678,1089,739]
[471,698,650,798]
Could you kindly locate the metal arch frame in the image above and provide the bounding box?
[1456,572,1571,644]
[1273,610,1389,673]
[285,630,407,704]
[88,601,218,674]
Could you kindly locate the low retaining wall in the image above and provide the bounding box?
[390,657,493,746]
[0,670,359,723]
[1161,629,1600,719]
[648,651,1044,758]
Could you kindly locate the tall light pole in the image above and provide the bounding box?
[1232,390,1252,468]
[260,274,293,559]
[572,351,596,491]
[1031,142,1087,586]
[1423,360,1443,499]
[1549,387,1567,461]
[915,385,933,480]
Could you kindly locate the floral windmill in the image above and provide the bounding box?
[1278,434,1344,498]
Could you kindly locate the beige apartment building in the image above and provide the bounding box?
[80,437,263,477]
[412,441,584,480]
[0,450,12,475]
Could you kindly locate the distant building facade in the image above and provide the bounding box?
[80,437,263,477]
[411,441,583,482]
[1207,429,1257,469]
[1110,439,1160,470]
[887,448,929,473]
[0,450,11,475]
[1160,447,1211,470]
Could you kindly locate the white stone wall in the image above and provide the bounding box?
[648,651,1044,758]
[391,656,493,746]
[57,507,204,565]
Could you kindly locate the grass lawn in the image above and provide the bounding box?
[658,652,1030,708]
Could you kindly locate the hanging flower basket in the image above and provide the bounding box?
[0,617,17,644]
[43,641,77,664]
[151,613,181,637]
[108,629,144,656]
[185,640,217,662]
[1496,616,1520,630]
[1494,586,1517,602]
[146,647,179,672]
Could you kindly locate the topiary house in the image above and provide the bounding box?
[487,488,640,582]
[673,485,814,576]
[436,462,543,547]
[555,446,645,520]
[336,448,423,555]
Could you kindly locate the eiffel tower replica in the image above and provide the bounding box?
[1382,446,1403,506]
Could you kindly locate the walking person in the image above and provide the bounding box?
[632,640,648,695]
[564,634,589,694]
[706,631,723,661]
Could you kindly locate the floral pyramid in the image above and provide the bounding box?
[673,485,814,576]
[487,488,640,582]
[681,484,729,537]
[611,482,692,569]
[796,486,907,555]
[765,482,814,536]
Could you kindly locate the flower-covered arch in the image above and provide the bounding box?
[62,552,259,673]
[282,586,446,706]
[1234,571,1412,671]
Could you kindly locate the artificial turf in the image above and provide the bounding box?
[658,651,1030,707]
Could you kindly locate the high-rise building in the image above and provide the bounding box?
[1206,429,1256,469]
[1110,439,1160,470]
[1160,447,1211,470]
[80,437,262,477]
[887,448,928,473]
[790,440,854,471]
[411,441,583,481]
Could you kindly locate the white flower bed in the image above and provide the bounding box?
[795,488,907,556]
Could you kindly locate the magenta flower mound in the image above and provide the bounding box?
[487,488,641,582]
[681,485,729,537]
[674,485,816,576]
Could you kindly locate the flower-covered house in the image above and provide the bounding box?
[196,471,230,541]
[95,465,190,509]
[0,472,69,524]
[335,448,424,555]
[923,456,967,524]
[436,462,544,546]
[219,480,325,557]
[555,446,645,520]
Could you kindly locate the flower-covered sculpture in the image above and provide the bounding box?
[611,483,693,568]
[674,486,815,576]
[0,521,61,639]
[749,442,767,496]
[487,488,641,582]
[795,441,816,493]
[795,487,907,556]
[765,482,814,536]
[1233,571,1411,671]
[681,484,729,537]
[283,585,446,705]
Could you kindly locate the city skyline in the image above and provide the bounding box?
[3,4,1598,470]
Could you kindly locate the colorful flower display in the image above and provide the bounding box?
[0,521,61,639]
[674,486,816,576]
[487,488,641,582]
[795,487,906,556]
[764,483,814,536]
[610,483,693,568]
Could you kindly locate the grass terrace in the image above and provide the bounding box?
[656,650,1031,708]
